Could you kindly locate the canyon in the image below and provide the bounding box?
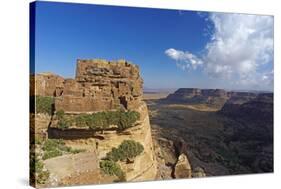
[146,88,273,176]
[30,59,273,188]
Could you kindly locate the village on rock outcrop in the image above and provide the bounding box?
[30,59,160,187]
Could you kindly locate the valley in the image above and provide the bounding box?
[145,89,273,177]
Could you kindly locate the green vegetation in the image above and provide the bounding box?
[56,110,70,129]
[35,96,54,115]
[42,139,85,160]
[75,110,140,131]
[35,159,50,184]
[56,109,65,119]
[99,160,125,181]
[118,111,140,131]
[30,154,50,185]
[56,109,140,131]
[57,119,69,129]
[34,135,44,145]
[100,140,143,181]
[106,140,144,162]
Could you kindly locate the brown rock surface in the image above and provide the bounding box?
[33,73,64,96]
[173,153,192,179]
[32,59,158,186]
[192,167,206,177]
[55,59,143,113]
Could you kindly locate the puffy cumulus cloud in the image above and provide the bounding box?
[165,48,203,70]
[165,13,273,90]
[204,13,273,85]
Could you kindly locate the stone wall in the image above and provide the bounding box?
[54,59,143,113]
[33,73,64,96]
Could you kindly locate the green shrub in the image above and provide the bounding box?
[56,109,65,119]
[100,160,125,181]
[34,135,43,145]
[35,96,54,115]
[106,140,144,162]
[89,112,109,129]
[42,139,65,152]
[42,149,62,160]
[106,111,120,125]
[75,114,89,128]
[106,147,123,162]
[35,158,44,172]
[30,156,50,184]
[42,139,82,159]
[56,110,72,129]
[37,169,50,184]
[118,140,144,159]
[57,118,69,129]
[74,110,140,131]
[118,111,140,131]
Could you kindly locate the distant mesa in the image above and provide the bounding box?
[163,88,228,109]
[162,87,273,110]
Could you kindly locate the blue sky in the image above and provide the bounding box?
[33,1,273,91]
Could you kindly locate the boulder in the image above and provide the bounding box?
[173,153,192,178]
[192,167,206,177]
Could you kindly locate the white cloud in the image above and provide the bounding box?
[165,48,203,70]
[165,13,273,90]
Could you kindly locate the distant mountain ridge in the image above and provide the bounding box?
[162,88,273,109]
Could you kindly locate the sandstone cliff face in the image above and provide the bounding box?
[33,73,64,96]
[55,59,143,113]
[46,101,157,184]
[33,59,157,186]
[96,102,157,181]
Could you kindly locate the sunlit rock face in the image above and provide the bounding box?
[33,59,157,186]
[54,59,143,113]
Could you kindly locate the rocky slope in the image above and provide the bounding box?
[219,93,273,173]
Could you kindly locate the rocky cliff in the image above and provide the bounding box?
[32,72,64,97]
[55,59,143,113]
[149,87,273,176]
[31,59,157,187]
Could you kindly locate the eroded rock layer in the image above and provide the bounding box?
[32,59,157,186]
[55,59,143,113]
[32,73,64,96]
